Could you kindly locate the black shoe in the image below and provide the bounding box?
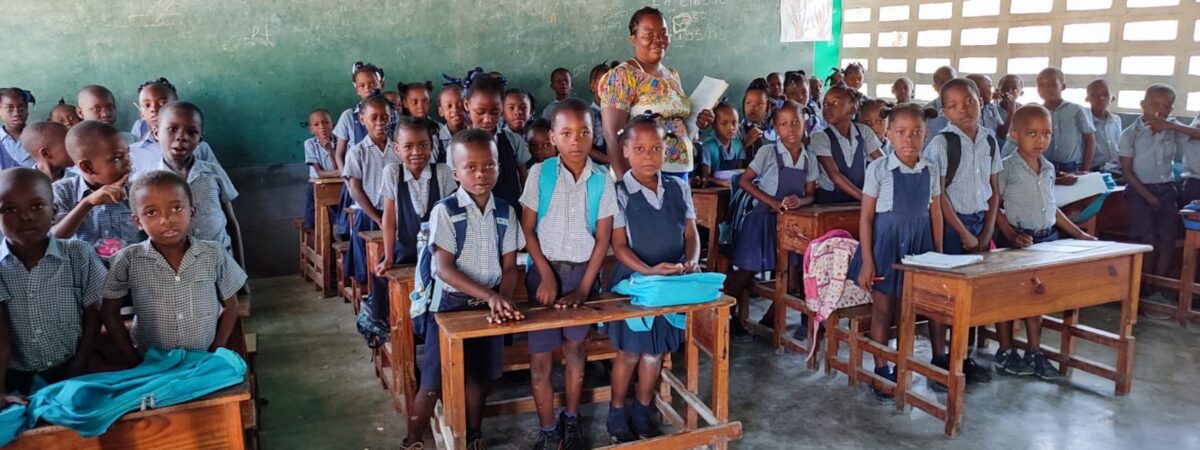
[530,429,559,450]
[1026,351,1060,381]
[557,411,586,450]
[630,400,663,438]
[872,366,896,402]
[964,357,992,384]
[607,405,639,444]
[927,355,949,393]
[995,349,1034,376]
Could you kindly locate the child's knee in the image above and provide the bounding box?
[617,351,641,366]
[530,353,553,380]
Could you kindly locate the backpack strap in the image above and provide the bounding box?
[493,198,511,259]
[941,131,962,188]
[536,156,605,235]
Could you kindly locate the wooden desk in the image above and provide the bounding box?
[436,295,741,449]
[691,186,730,271]
[892,242,1151,436]
[746,203,860,363]
[7,383,251,449]
[1142,228,1200,326]
[1094,185,1129,240]
[309,178,345,297]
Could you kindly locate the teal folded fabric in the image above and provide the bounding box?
[612,272,727,331]
[0,348,246,445]
[0,403,26,446]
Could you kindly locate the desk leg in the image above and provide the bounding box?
[315,185,335,297]
[440,332,467,449]
[685,311,700,429]
[1180,231,1198,327]
[1058,309,1079,378]
[390,278,416,416]
[712,305,731,423]
[772,243,788,350]
[1117,253,1144,396]
[945,302,970,437]
[895,272,915,413]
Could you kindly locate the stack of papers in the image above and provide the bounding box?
[901,252,984,269]
[1024,239,1107,253]
[686,76,729,138]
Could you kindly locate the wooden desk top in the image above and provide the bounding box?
[360,230,384,241]
[896,241,1151,280]
[19,382,251,437]
[309,177,345,185]
[383,266,417,281]
[437,294,736,340]
[781,203,860,217]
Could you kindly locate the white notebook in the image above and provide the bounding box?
[1053,172,1110,205]
[901,252,984,269]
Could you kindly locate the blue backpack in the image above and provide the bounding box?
[530,156,607,265]
[411,195,511,316]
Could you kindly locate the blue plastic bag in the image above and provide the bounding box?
[611,272,727,331]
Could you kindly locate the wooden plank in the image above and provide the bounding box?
[435,296,736,340]
[483,386,612,416]
[895,242,1151,279]
[595,422,742,450]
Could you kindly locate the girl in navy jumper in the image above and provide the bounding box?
[606,114,700,443]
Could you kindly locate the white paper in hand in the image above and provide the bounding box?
[1053,172,1109,206]
[686,76,729,139]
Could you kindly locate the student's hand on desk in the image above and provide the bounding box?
[535,277,559,306]
[856,261,875,291]
[960,232,980,252]
[374,256,392,277]
[779,195,803,211]
[1054,173,1077,186]
[554,291,587,309]
[1076,232,1098,241]
[0,393,27,408]
[485,294,524,323]
[682,260,702,273]
[1014,233,1034,248]
[696,109,715,129]
[651,262,683,275]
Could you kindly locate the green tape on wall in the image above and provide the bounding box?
[813,0,842,80]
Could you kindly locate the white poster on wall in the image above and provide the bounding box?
[780,0,833,42]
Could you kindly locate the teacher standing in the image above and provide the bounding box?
[599,7,714,178]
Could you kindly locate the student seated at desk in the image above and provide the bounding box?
[993,104,1097,379]
[726,101,817,327]
[847,103,944,401]
[923,78,1000,388]
[521,98,617,450]
[402,129,525,450]
[101,171,246,367]
[697,102,746,186]
[0,168,106,397]
[605,114,700,443]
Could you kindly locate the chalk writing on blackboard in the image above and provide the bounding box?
[669,12,727,42]
[222,24,276,52]
[127,0,182,28]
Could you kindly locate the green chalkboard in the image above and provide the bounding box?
[0,0,815,167]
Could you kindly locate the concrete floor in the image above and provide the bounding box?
[249,275,1200,449]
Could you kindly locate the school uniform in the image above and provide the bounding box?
[131,119,149,141]
[996,154,1061,247]
[146,158,238,249]
[541,99,564,121]
[0,143,19,170]
[448,129,531,210]
[978,102,1005,135]
[52,176,146,258]
[736,119,776,157]
[0,237,106,393]
[848,153,940,297]
[806,98,825,133]
[1119,118,1191,246]
[591,102,607,150]
[1180,117,1200,203]
[1090,111,1123,171]
[0,127,32,167]
[303,137,337,230]
[342,138,402,284]
[333,105,368,148]
[731,143,818,272]
[699,136,746,173]
[811,123,881,203]
[519,159,618,354]
[924,124,1003,254]
[924,98,950,146]
[1044,101,1096,172]
[128,134,221,176]
[103,237,247,352]
[606,171,692,354]
[416,188,524,390]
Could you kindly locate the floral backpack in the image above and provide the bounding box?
[801,229,872,361]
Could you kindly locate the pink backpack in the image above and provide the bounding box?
[801,229,872,361]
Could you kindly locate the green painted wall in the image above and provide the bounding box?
[0,0,833,167]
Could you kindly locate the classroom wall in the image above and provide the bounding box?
[1,1,815,277]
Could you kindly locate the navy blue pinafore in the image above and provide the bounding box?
[731,148,809,273]
[848,166,934,298]
[815,126,866,204]
[606,178,688,355]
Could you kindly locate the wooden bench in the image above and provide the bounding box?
[433,295,740,449]
[692,185,730,271]
[745,203,860,368]
[5,383,253,450]
[303,178,345,297]
[1139,228,1200,326]
[379,258,625,416]
[293,217,312,283]
[332,241,357,308]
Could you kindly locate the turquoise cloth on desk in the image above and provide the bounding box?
[611,272,727,331]
[0,348,246,445]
